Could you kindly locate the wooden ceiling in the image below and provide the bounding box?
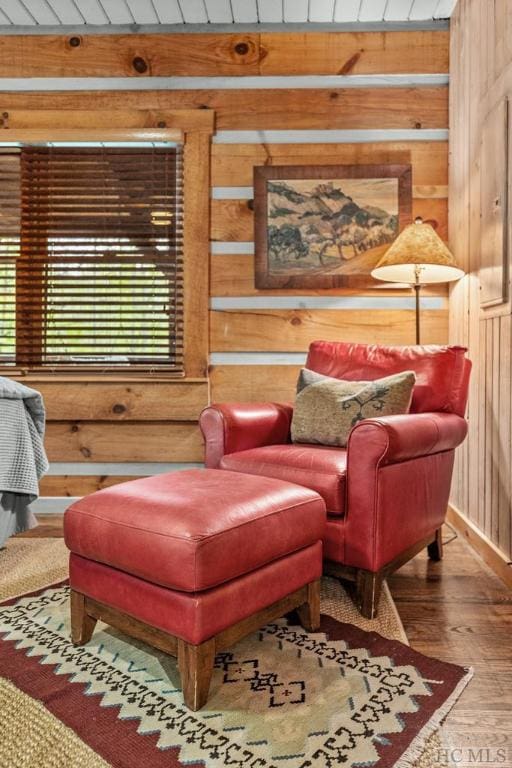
[0,0,457,28]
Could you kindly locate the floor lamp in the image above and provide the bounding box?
[371,217,464,344]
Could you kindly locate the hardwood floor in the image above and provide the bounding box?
[389,527,512,766]
[18,517,512,764]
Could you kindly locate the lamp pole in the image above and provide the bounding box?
[414,264,422,345]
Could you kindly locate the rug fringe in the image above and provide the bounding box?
[392,666,474,768]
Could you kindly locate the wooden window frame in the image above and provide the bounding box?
[0,108,214,380]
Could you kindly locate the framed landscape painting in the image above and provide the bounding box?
[254,164,412,289]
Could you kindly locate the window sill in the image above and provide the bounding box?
[0,372,208,384]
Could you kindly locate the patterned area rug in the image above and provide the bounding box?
[0,540,470,768]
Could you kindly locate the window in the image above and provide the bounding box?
[0,144,183,374]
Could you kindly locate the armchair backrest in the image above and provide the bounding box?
[305,341,471,417]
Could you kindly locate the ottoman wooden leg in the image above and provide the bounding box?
[296,579,321,632]
[356,570,383,620]
[70,590,97,646]
[177,637,216,711]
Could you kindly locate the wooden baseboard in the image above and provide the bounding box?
[447,504,512,590]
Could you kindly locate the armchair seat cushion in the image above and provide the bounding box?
[220,444,347,516]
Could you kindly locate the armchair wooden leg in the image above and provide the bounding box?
[177,637,216,711]
[427,527,444,561]
[356,570,383,620]
[70,590,97,646]
[296,579,321,632]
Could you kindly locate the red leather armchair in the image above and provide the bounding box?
[200,342,471,618]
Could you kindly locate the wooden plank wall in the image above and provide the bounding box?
[449,0,512,560]
[38,380,207,498]
[0,30,450,504]
[206,33,449,405]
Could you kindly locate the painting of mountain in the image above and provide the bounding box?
[254,165,412,289]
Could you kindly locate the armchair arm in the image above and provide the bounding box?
[344,412,468,572]
[199,403,293,468]
[347,411,468,466]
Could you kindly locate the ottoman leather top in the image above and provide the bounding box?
[64,469,325,593]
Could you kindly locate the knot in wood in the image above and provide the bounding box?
[132,56,148,74]
[338,51,361,75]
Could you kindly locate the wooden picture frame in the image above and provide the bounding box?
[254,164,412,290]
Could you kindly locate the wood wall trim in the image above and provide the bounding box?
[0,108,214,134]
[0,31,448,78]
[0,128,184,142]
[183,130,211,378]
[447,504,512,590]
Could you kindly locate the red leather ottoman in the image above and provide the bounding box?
[64,468,326,710]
